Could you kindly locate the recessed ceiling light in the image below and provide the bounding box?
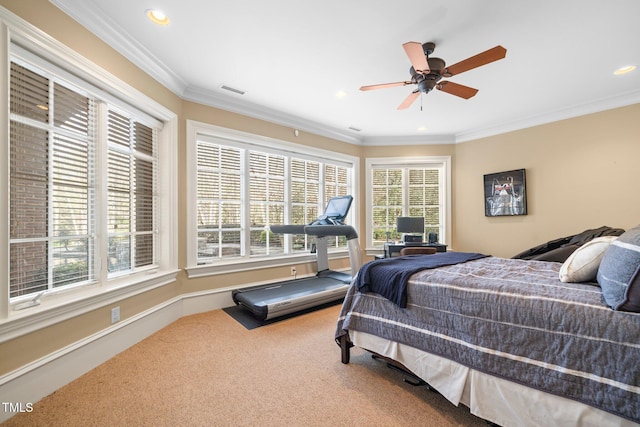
[335,90,348,98]
[146,9,170,26]
[614,65,636,75]
[417,126,428,131]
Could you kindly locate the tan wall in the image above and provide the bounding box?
[0,284,179,374]
[452,104,640,258]
[362,144,455,159]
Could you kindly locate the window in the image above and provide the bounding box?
[8,59,161,300]
[366,157,451,250]
[290,159,319,253]
[9,62,96,298]
[187,122,357,274]
[249,152,285,256]
[2,13,177,325]
[106,109,157,274]
[196,143,243,261]
[324,164,350,250]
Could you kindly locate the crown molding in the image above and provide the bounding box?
[455,89,640,143]
[49,0,188,95]
[360,134,456,146]
[183,85,363,145]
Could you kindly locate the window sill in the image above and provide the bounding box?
[0,269,180,344]
[185,251,350,279]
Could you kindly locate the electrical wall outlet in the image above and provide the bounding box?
[111,306,120,324]
[290,267,297,276]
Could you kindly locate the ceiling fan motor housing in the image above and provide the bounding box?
[428,57,446,73]
[410,57,446,77]
[418,79,437,93]
[410,55,446,93]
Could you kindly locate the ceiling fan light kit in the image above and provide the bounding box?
[361,41,507,110]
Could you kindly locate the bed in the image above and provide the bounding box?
[335,246,640,427]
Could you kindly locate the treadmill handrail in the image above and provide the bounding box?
[270,224,306,235]
[304,224,358,240]
[270,224,358,240]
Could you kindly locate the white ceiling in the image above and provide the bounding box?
[50,0,640,145]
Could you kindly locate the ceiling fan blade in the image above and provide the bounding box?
[437,81,478,99]
[397,91,420,110]
[360,81,412,91]
[402,42,430,74]
[443,45,507,77]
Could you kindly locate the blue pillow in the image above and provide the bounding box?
[597,225,640,311]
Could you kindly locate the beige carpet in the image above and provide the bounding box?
[3,304,488,426]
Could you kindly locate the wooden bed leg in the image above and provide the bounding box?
[338,334,353,364]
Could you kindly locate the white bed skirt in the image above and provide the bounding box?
[351,330,635,427]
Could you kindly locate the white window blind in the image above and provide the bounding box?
[324,164,350,249]
[196,142,243,262]
[249,152,285,256]
[107,109,157,274]
[408,168,440,234]
[291,159,320,253]
[372,168,403,244]
[8,58,160,300]
[9,62,96,298]
[194,135,353,266]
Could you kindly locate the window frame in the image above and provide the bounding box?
[185,120,359,278]
[364,156,451,253]
[0,9,178,339]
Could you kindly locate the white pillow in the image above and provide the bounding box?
[559,236,618,283]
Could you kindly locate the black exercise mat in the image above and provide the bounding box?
[223,300,343,330]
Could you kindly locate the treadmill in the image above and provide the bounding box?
[232,195,362,321]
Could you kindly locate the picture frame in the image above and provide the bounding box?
[484,169,527,216]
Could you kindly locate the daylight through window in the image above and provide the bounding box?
[8,58,159,299]
[193,132,354,266]
[368,159,448,248]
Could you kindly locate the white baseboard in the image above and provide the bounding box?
[182,289,235,316]
[0,289,234,423]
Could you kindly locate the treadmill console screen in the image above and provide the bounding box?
[313,195,353,225]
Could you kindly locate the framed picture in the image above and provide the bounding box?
[484,169,527,216]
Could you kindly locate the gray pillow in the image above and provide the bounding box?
[597,224,640,311]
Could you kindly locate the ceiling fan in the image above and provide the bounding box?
[360,42,507,110]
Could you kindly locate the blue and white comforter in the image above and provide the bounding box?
[336,256,640,423]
